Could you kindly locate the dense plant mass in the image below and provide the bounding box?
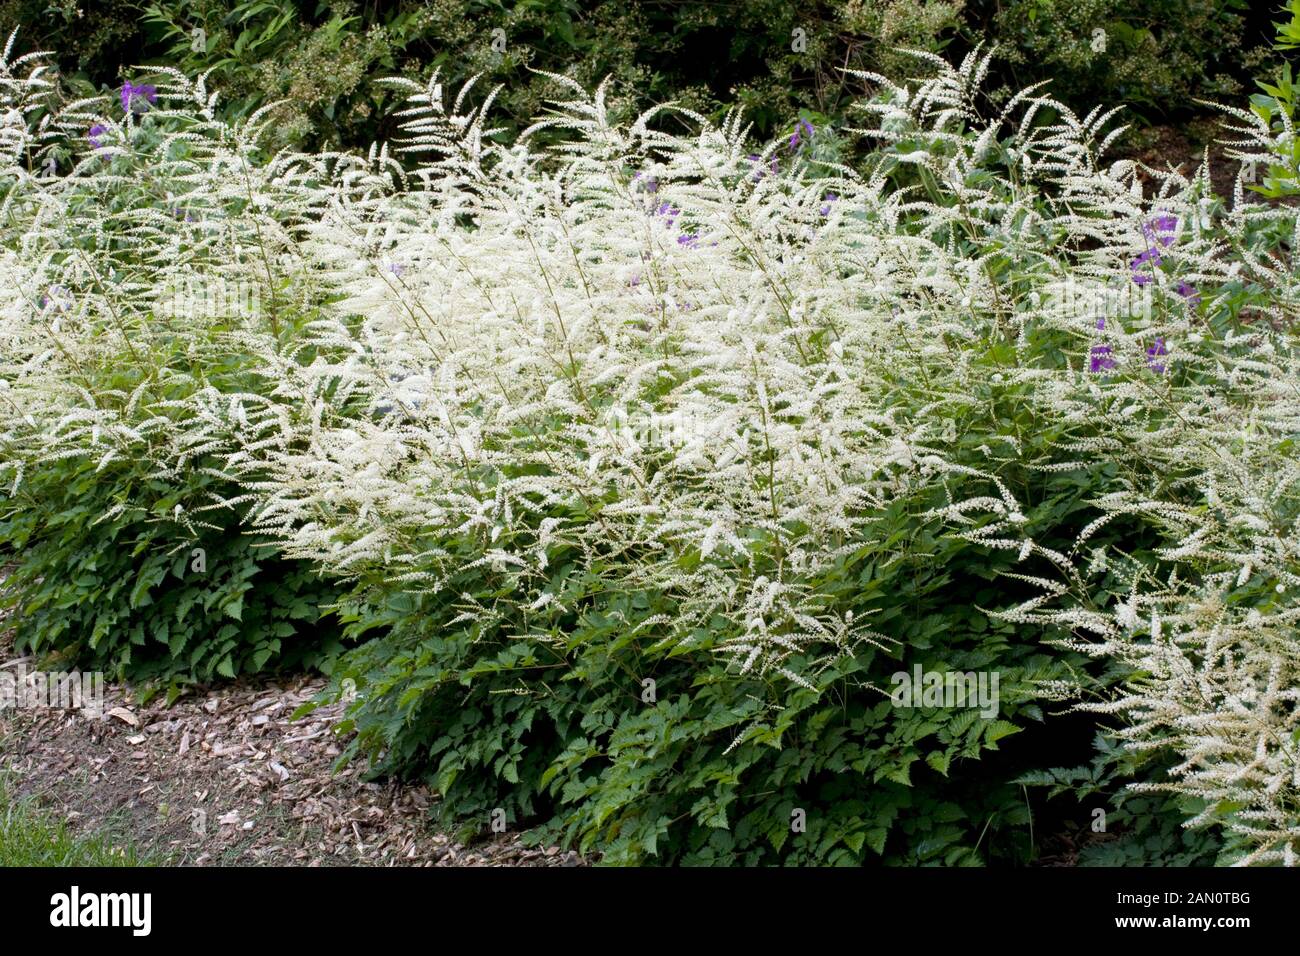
[0,0,1277,151]
[0,30,1297,865]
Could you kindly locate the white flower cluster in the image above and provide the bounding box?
[0,40,1296,862]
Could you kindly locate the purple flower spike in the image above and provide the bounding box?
[1089,344,1117,374]
[87,123,107,150]
[820,192,838,216]
[654,202,680,226]
[121,81,157,114]
[1146,338,1168,374]
[1130,214,1177,284]
[1130,247,1163,285]
[1175,281,1200,306]
[1096,316,1106,331]
[789,118,814,152]
[677,233,699,249]
[1142,215,1178,247]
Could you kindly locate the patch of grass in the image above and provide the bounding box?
[0,777,157,866]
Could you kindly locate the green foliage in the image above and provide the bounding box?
[1245,2,1300,199]
[1,1,954,149]
[315,372,1152,865]
[0,0,144,82]
[974,0,1262,113]
[329,593,1065,865]
[1,0,1272,154]
[0,452,345,685]
[1275,0,1300,51]
[1017,736,1224,866]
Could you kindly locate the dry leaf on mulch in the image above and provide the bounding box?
[0,632,583,867]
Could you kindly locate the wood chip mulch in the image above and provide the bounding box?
[0,636,584,867]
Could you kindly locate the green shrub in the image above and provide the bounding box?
[0,51,352,687]
[320,367,1163,865]
[329,536,1079,864]
[975,0,1263,114]
[0,452,344,684]
[4,34,1294,866]
[7,0,1270,155]
[1,1,956,149]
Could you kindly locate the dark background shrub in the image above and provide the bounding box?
[0,1,1278,153]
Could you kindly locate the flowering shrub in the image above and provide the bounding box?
[0,41,347,683]
[1,34,1297,864]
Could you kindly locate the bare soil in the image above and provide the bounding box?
[1119,119,1296,206]
[0,632,582,867]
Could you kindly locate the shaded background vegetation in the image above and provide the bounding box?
[0,0,1280,152]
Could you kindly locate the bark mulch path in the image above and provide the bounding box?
[0,634,582,867]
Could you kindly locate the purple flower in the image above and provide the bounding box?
[677,233,699,249]
[1146,338,1168,375]
[1089,344,1117,373]
[1096,316,1107,331]
[1175,281,1200,306]
[1130,215,1178,285]
[748,153,779,181]
[820,192,838,216]
[789,118,814,151]
[41,285,70,312]
[87,123,107,150]
[1142,215,1177,247]
[386,262,405,277]
[633,171,658,194]
[654,202,680,226]
[120,81,157,113]
[1130,247,1163,285]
